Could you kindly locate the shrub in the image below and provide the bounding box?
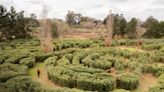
[116,73,139,90]
[158,74,164,85]
[1,76,41,92]
[19,57,35,68]
[34,53,52,62]
[4,53,29,64]
[148,85,164,92]
[0,55,8,64]
[63,65,104,74]
[0,63,28,82]
[47,67,116,92]
[44,56,58,67]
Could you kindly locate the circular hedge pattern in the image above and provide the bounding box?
[44,48,154,92]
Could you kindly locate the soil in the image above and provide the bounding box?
[136,73,157,92]
[30,63,60,89]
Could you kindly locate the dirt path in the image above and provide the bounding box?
[115,46,145,52]
[29,63,60,89]
[133,73,157,92]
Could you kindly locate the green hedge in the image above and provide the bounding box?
[34,53,53,62]
[116,73,139,90]
[157,74,164,85]
[62,65,104,74]
[143,65,164,77]
[0,63,28,82]
[4,53,29,64]
[19,57,35,68]
[47,67,116,92]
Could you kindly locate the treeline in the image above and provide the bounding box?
[111,15,164,38]
[104,14,164,38]
[0,5,38,41]
[66,11,164,38]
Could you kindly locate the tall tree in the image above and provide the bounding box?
[0,5,38,40]
[113,14,127,37]
[125,18,138,39]
[143,16,164,38]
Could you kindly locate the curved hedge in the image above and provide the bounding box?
[116,73,139,90]
[0,63,28,82]
[47,66,116,92]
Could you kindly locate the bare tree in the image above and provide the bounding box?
[136,20,145,46]
[39,4,53,53]
[104,10,114,47]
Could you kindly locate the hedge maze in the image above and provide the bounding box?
[0,38,164,92]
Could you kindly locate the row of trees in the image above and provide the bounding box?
[66,11,163,39]
[143,16,164,38]
[0,5,38,41]
[105,14,164,39]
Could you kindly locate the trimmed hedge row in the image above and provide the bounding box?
[62,65,104,74]
[143,64,164,77]
[0,63,28,82]
[53,39,93,51]
[148,74,164,92]
[158,74,164,85]
[142,43,164,50]
[47,66,116,92]
[19,57,35,68]
[116,73,139,90]
[0,75,89,92]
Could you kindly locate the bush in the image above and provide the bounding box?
[143,65,164,77]
[63,65,104,74]
[0,63,28,82]
[116,73,139,90]
[1,76,41,92]
[44,56,58,67]
[34,53,52,62]
[157,74,164,85]
[47,67,116,92]
[4,53,29,64]
[148,85,164,92]
[19,57,35,68]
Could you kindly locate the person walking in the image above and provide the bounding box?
[37,69,41,78]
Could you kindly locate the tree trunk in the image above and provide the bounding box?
[105,10,114,47]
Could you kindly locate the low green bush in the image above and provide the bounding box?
[63,65,104,74]
[157,74,164,85]
[142,43,164,50]
[34,53,52,62]
[148,85,164,92]
[143,65,164,77]
[47,67,116,92]
[116,73,139,90]
[0,63,28,82]
[19,57,35,68]
[44,56,58,67]
[4,53,29,64]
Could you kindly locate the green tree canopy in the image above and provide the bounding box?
[143,16,164,38]
[125,18,138,39]
[0,5,38,41]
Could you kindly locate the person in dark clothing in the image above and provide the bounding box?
[37,69,41,78]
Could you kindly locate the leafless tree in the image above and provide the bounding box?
[136,19,146,46]
[39,4,53,53]
[104,10,114,47]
